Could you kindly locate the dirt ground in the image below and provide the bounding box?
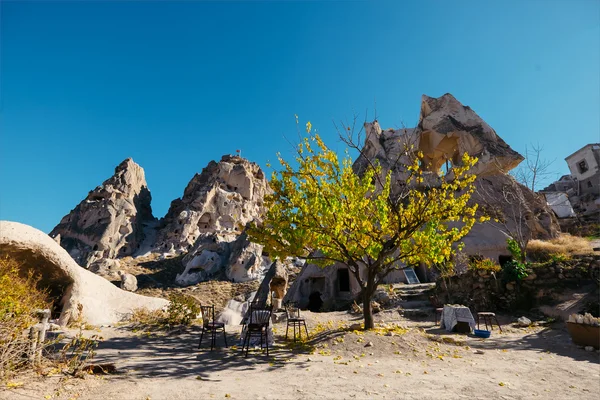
[3,310,599,400]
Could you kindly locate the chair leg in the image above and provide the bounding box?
[285,323,289,340]
[243,332,250,358]
[495,316,502,333]
[304,322,309,339]
[298,322,302,341]
[198,328,205,349]
[223,328,228,347]
[211,330,215,351]
[477,315,480,330]
[293,323,297,343]
[265,330,269,356]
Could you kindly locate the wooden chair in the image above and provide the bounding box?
[241,304,273,357]
[198,305,227,351]
[477,312,502,332]
[284,301,309,342]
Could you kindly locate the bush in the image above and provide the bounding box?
[129,293,200,329]
[528,234,593,261]
[0,256,49,379]
[468,257,501,273]
[166,293,201,326]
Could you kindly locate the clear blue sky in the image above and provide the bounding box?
[1,0,599,233]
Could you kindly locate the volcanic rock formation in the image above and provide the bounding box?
[354,93,559,260]
[153,155,269,255]
[176,232,269,285]
[50,158,154,267]
[0,221,167,326]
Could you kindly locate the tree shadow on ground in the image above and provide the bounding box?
[90,325,324,381]
[424,323,599,364]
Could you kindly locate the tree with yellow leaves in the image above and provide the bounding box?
[248,122,482,329]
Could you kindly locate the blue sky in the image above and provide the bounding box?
[1,0,599,233]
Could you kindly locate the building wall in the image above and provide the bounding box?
[566,146,600,182]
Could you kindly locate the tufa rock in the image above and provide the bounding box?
[50,158,154,267]
[176,231,270,286]
[354,93,559,262]
[120,273,138,292]
[0,221,167,326]
[154,155,269,255]
[517,316,531,327]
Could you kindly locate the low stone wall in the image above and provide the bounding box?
[434,255,600,314]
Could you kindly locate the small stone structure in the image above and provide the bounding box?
[434,255,600,315]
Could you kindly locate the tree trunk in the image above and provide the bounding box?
[362,292,374,330]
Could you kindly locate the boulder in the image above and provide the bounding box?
[154,155,269,255]
[416,93,524,176]
[176,231,270,286]
[0,221,168,326]
[517,316,532,327]
[49,158,155,267]
[120,273,138,292]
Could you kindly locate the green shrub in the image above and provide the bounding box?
[167,293,200,326]
[129,293,200,329]
[504,239,528,281]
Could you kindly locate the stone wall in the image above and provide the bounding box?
[434,255,600,314]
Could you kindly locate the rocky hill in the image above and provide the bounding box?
[353,93,559,261]
[50,158,154,267]
[50,154,271,287]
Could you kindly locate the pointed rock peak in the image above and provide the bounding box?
[115,157,138,172]
[50,158,154,267]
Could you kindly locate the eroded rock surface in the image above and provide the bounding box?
[354,93,558,261]
[0,221,167,326]
[154,155,269,255]
[50,158,154,267]
[176,232,269,285]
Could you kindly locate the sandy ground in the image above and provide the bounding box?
[3,311,599,400]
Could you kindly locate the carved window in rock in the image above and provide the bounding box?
[577,160,589,174]
[587,181,593,188]
[198,213,212,230]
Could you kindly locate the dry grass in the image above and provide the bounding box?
[528,233,593,260]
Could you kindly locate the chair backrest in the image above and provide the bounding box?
[249,304,272,326]
[284,301,300,319]
[200,305,215,327]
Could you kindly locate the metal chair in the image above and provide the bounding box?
[285,301,309,342]
[198,305,227,351]
[241,304,273,357]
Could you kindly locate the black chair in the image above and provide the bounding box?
[198,305,227,351]
[285,301,309,342]
[241,305,273,357]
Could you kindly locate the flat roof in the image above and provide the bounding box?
[565,143,600,161]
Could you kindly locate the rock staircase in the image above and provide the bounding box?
[394,282,437,318]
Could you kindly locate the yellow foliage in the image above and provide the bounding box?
[248,125,482,328]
